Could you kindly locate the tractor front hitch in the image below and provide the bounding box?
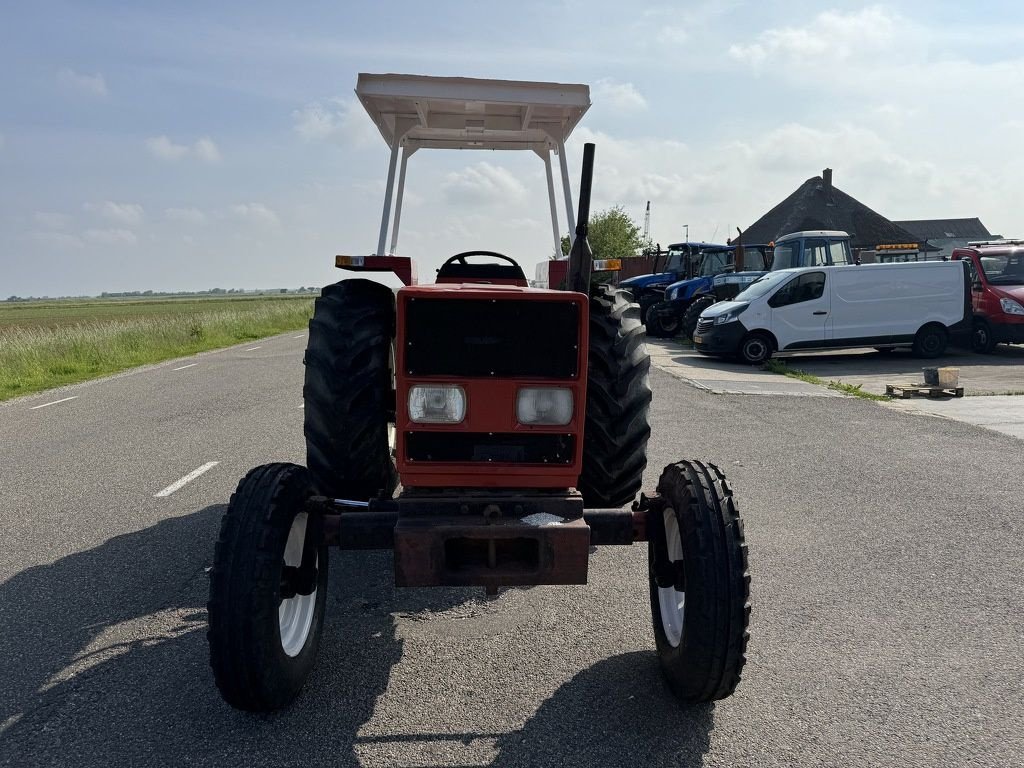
[303,493,655,590]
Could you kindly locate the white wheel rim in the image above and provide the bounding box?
[279,512,317,657]
[657,507,686,648]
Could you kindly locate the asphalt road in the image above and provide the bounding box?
[1,332,1022,767]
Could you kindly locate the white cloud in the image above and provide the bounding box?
[57,68,108,97]
[165,207,207,224]
[441,162,528,206]
[84,201,144,225]
[230,203,280,226]
[33,211,71,229]
[146,135,222,163]
[593,79,648,111]
[194,137,222,164]
[730,6,899,68]
[292,98,378,146]
[83,228,137,245]
[29,231,83,248]
[146,135,190,161]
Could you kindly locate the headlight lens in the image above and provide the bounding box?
[1000,297,1024,316]
[408,385,466,423]
[516,387,573,425]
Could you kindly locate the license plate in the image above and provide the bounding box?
[693,335,703,344]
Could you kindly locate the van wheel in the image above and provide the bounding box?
[972,318,997,354]
[738,333,773,365]
[912,324,947,359]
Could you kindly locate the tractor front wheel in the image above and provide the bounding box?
[644,301,680,338]
[208,463,329,711]
[580,285,652,508]
[648,460,750,705]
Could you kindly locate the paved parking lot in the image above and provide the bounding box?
[648,339,1024,440]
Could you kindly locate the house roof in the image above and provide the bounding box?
[892,217,993,240]
[741,175,922,249]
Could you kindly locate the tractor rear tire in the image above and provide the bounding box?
[649,460,750,705]
[580,285,652,508]
[208,463,328,712]
[682,295,716,340]
[304,279,397,500]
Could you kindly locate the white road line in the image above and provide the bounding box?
[297,404,305,409]
[245,345,262,351]
[30,396,78,410]
[293,334,306,339]
[172,363,198,371]
[154,461,219,498]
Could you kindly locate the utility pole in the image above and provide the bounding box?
[643,201,651,243]
[683,224,689,243]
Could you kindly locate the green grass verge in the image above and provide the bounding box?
[0,297,314,401]
[765,359,889,401]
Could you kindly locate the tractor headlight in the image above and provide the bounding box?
[1000,297,1024,316]
[516,387,573,425]
[408,385,466,423]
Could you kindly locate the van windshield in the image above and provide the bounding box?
[980,253,1024,285]
[735,270,794,301]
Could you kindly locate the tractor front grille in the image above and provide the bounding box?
[404,298,579,378]
[406,432,575,464]
[695,318,714,337]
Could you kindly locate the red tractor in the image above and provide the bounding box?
[207,74,750,711]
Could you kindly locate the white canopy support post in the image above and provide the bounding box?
[542,149,561,257]
[376,135,401,257]
[557,139,576,245]
[389,146,416,255]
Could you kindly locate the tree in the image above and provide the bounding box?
[558,206,644,259]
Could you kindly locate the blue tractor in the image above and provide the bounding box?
[619,242,725,331]
[646,244,772,338]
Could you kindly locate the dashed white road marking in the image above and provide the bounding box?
[297,404,305,409]
[245,345,262,351]
[154,461,219,498]
[30,396,78,410]
[293,334,306,339]
[172,363,198,371]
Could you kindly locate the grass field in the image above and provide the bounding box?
[0,295,314,401]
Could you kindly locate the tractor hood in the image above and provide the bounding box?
[620,272,676,289]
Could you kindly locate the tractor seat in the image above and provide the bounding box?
[436,251,528,284]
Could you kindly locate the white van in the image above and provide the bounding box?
[693,261,971,364]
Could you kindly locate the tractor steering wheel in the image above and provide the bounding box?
[439,251,519,269]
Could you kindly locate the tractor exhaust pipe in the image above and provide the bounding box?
[565,142,595,293]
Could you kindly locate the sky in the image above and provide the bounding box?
[2,0,1023,296]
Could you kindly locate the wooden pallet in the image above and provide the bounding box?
[885,383,964,399]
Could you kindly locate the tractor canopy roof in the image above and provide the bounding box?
[356,73,590,153]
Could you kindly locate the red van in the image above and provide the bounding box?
[952,241,1024,352]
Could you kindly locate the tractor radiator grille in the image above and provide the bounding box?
[404,298,579,378]
[406,432,575,464]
